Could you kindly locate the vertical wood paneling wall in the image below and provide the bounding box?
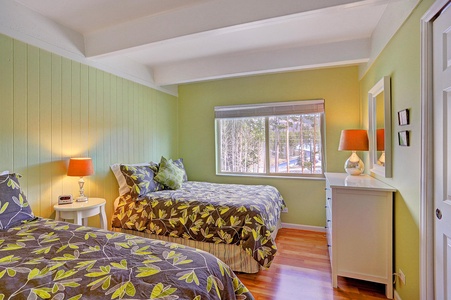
[0,34,179,226]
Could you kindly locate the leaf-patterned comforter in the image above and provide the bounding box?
[112,181,286,269]
[0,218,253,300]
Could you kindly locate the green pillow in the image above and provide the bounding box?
[154,157,185,190]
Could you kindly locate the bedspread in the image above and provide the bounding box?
[112,181,286,268]
[0,218,253,300]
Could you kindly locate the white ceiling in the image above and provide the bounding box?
[2,0,417,93]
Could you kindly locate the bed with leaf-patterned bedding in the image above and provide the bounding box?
[0,218,253,299]
[0,172,253,300]
[111,180,286,271]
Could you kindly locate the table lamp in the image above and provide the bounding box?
[376,128,385,166]
[67,157,94,202]
[338,129,369,175]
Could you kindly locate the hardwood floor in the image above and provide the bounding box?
[237,228,388,300]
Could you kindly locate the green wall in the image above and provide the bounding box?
[0,33,178,225]
[359,0,434,298]
[179,0,436,295]
[178,66,360,226]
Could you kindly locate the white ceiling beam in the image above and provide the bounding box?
[0,0,177,96]
[84,0,371,58]
[0,0,84,59]
[358,0,420,77]
[154,38,370,85]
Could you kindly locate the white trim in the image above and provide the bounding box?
[359,0,420,78]
[281,222,326,233]
[394,289,402,300]
[420,1,451,299]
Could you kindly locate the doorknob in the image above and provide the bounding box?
[436,208,442,220]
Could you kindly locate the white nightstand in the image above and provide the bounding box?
[54,197,107,230]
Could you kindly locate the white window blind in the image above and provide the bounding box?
[215,99,325,119]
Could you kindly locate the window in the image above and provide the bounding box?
[215,100,325,177]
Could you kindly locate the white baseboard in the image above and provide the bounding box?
[281,222,326,232]
[394,289,402,300]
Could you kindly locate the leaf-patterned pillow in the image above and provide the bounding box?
[173,158,188,182]
[150,158,188,182]
[154,157,185,190]
[120,165,163,198]
[0,173,35,229]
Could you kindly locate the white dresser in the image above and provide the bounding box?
[324,173,396,299]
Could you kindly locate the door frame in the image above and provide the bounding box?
[420,1,451,299]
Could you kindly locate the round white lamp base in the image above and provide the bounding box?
[344,152,364,176]
[76,196,88,202]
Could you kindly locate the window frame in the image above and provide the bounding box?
[215,99,326,179]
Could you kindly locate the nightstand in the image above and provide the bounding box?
[54,197,107,230]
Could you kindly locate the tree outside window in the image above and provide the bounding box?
[215,100,325,177]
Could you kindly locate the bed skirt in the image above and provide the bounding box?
[112,218,282,274]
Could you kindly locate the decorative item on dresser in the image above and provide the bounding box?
[54,197,107,230]
[337,129,369,175]
[324,172,396,299]
[67,157,94,202]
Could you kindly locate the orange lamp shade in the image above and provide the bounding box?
[376,128,385,151]
[67,158,94,177]
[338,129,369,151]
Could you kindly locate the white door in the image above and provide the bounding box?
[433,4,451,299]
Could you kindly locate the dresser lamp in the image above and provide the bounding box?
[377,128,385,166]
[67,157,94,202]
[338,129,369,175]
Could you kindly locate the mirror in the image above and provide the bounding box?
[368,76,392,178]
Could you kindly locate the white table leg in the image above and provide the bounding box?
[75,212,83,226]
[99,204,107,230]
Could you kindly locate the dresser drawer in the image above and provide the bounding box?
[326,225,332,262]
[325,186,332,201]
[325,188,332,262]
[326,205,332,243]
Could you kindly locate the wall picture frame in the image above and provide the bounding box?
[398,109,409,126]
[398,130,409,146]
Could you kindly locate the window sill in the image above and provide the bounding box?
[215,172,326,181]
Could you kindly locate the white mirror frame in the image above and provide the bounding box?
[368,76,392,178]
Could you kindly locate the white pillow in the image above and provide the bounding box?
[110,163,150,196]
[0,170,10,176]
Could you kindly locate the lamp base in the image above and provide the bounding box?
[377,151,386,166]
[76,196,88,202]
[76,177,88,202]
[344,151,364,176]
